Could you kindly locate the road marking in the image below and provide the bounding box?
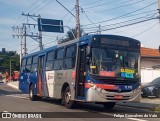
[5,95,28,99]
[127,118,148,121]
[3,111,9,112]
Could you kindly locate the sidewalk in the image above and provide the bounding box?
[5,80,160,111]
[6,80,19,90]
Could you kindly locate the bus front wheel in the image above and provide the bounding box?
[103,102,116,109]
[63,86,74,109]
[29,84,41,101]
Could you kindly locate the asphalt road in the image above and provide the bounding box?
[0,83,159,121]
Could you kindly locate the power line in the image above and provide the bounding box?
[28,0,47,14]
[56,0,76,18]
[83,13,158,30]
[84,0,128,10]
[33,0,53,14]
[100,17,158,32]
[81,8,97,27]
[82,2,157,26]
[23,0,40,13]
[108,21,157,34]
[13,0,39,26]
[85,0,145,14]
[82,0,104,7]
[132,22,159,37]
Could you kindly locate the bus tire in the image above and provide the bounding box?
[63,86,74,109]
[103,102,115,109]
[29,84,40,101]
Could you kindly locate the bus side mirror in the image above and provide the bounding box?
[159,45,160,53]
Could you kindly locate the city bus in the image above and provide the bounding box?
[19,34,141,109]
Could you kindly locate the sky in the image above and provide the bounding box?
[0,0,160,54]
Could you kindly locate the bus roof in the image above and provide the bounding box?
[22,34,140,59]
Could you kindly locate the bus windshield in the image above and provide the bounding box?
[89,47,140,79]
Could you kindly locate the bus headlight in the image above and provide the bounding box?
[132,85,141,93]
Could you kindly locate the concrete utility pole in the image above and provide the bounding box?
[76,0,80,39]
[24,26,27,55]
[39,31,43,50]
[22,13,43,51]
[12,26,23,65]
[20,28,23,65]
[158,0,160,22]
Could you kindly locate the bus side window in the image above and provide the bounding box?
[53,48,64,70]
[26,57,32,73]
[21,59,26,73]
[31,56,38,72]
[64,44,77,69]
[46,51,54,71]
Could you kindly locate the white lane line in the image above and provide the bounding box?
[127,118,148,121]
[3,111,9,112]
[5,95,28,99]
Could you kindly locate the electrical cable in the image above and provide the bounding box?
[81,2,157,26]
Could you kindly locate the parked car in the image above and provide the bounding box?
[141,77,160,98]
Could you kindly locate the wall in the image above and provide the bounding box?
[141,69,160,84]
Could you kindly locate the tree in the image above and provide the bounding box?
[61,28,83,42]
[0,51,20,73]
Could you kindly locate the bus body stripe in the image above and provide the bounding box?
[85,83,115,90]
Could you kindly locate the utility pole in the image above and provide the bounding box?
[22,13,43,50]
[39,31,43,50]
[23,26,27,55]
[12,26,23,65]
[19,28,23,65]
[98,25,101,34]
[158,0,160,23]
[76,0,80,39]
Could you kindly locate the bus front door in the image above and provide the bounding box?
[37,55,48,97]
[76,46,86,99]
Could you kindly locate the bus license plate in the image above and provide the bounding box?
[114,95,123,99]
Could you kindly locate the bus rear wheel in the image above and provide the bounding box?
[103,102,116,109]
[29,84,41,101]
[63,86,74,109]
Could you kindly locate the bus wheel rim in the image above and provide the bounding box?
[65,92,71,104]
[30,89,33,98]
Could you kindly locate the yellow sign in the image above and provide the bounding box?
[90,66,96,69]
[121,69,135,73]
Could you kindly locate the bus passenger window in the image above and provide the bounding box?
[46,61,54,71]
[31,64,37,72]
[53,60,62,70]
[25,57,32,73]
[64,45,77,69]
[53,48,64,70]
[21,59,26,73]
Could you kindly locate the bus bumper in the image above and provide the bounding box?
[86,87,141,102]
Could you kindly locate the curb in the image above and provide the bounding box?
[6,83,19,90]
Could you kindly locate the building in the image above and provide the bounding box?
[141,47,160,84]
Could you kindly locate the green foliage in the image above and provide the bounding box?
[0,51,20,74]
[61,28,83,42]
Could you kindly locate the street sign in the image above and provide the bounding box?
[38,18,64,33]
